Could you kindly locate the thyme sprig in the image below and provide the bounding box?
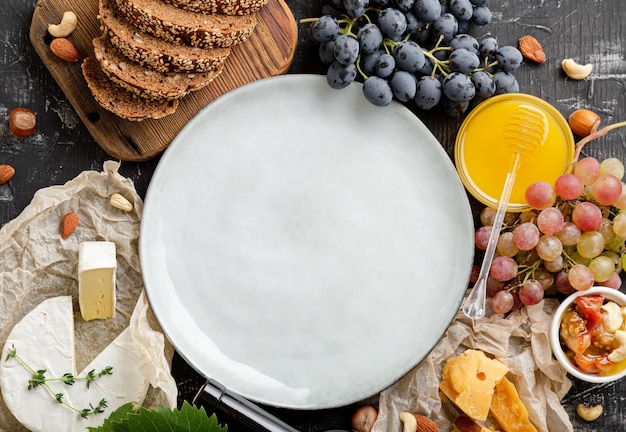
[5,345,113,419]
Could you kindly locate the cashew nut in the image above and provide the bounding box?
[561,58,593,80]
[48,11,78,38]
[602,301,624,333]
[576,403,603,421]
[398,412,417,432]
[608,329,626,362]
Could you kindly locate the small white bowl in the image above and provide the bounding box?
[550,286,626,383]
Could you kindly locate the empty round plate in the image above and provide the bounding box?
[140,74,474,409]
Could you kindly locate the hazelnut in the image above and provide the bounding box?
[568,109,601,137]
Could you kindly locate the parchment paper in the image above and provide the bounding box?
[373,298,574,432]
[0,161,177,431]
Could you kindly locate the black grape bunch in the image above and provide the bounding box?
[303,0,524,116]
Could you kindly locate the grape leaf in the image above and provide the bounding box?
[88,401,227,432]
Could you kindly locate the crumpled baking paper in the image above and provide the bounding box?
[0,161,177,431]
[373,298,573,432]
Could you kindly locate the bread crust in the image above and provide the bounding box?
[160,0,269,16]
[82,57,179,121]
[100,0,231,73]
[112,0,258,49]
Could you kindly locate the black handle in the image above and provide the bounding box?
[197,378,301,432]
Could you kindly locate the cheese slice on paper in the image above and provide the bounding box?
[0,296,149,432]
[439,349,509,421]
[79,241,117,321]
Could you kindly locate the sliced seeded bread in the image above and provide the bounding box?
[93,35,224,100]
[160,0,268,16]
[99,0,231,73]
[82,57,179,121]
[111,0,258,49]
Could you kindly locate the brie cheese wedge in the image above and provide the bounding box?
[0,296,149,431]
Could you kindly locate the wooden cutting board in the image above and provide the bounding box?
[30,0,298,161]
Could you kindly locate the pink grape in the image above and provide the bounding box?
[598,218,616,244]
[518,211,537,224]
[613,213,626,238]
[536,207,564,235]
[571,201,602,231]
[613,183,626,209]
[525,181,556,210]
[592,174,622,205]
[486,275,505,296]
[555,222,582,246]
[598,272,622,289]
[475,226,492,250]
[534,268,554,290]
[567,264,595,290]
[496,232,519,257]
[574,157,601,185]
[577,231,605,259]
[555,270,576,295]
[513,222,540,250]
[588,255,615,282]
[599,157,625,180]
[544,255,564,272]
[490,256,518,281]
[536,235,563,261]
[480,207,497,226]
[491,290,514,314]
[554,173,584,199]
[518,280,544,305]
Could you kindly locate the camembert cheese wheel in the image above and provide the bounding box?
[0,296,149,431]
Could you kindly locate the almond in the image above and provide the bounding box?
[412,413,438,432]
[518,35,546,63]
[0,164,15,185]
[50,37,79,62]
[61,212,79,238]
[454,416,482,432]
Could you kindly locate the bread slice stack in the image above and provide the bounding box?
[82,0,267,121]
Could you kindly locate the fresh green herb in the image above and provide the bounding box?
[88,401,229,432]
[6,345,113,419]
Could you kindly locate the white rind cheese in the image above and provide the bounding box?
[0,296,149,431]
[78,241,117,321]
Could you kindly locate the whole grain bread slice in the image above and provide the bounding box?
[160,0,268,16]
[112,0,257,49]
[99,0,231,73]
[82,57,179,121]
[93,35,224,100]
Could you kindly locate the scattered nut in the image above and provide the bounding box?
[568,109,601,137]
[518,35,546,63]
[61,212,79,238]
[398,412,438,432]
[350,405,377,432]
[48,11,78,38]
[561,58,593,80]
[0,164,15,185]
[454,416,482,432]
[50,37,79,62]
[576,403,603,421]
[8,107,37,138]
[110,193,134,212]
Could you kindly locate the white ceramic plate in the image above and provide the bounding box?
[140,75,474,409]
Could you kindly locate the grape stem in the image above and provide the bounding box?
[567,120,626,172]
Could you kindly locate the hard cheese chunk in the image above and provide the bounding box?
[439,349,509,421]
[79,241,117,321]
[0,296,148,432]
[490,377,538,432]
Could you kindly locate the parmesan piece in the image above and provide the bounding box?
[490,377,538,432]
[439,349,509,421]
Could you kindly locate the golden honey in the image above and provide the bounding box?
[455,94,575,212]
